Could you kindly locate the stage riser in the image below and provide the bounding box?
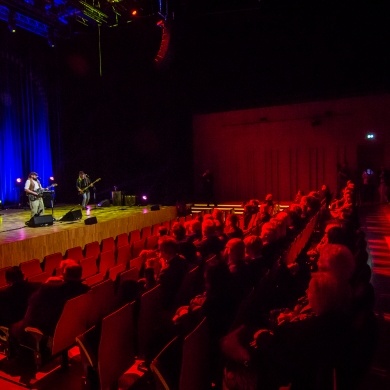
[0,206,176,267]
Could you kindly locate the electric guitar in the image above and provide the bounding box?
[28,184,58,201]
[78,178,101,194]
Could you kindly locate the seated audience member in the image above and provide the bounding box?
[242,199,260,230]
[157,225,169,237]
[224,238,253,304]
[243,235,269,286]
[195,218,225,261]
[319,184,332,207]
[0,267,39,327]
[259,194,275,223]
[157,236,189,311]
[225,213,244,240]
[215,220,229,247]
[11,261,90,341]
[222,272,356,390]
[212,208,225,227]
[185,219,202,243]
[293,189,304,204]
[171,222,198,266]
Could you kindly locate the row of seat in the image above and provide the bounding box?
[0,218,184,289]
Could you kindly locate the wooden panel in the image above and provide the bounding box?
[0,206,176,267]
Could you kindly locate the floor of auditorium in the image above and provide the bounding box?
[0,204,389,389]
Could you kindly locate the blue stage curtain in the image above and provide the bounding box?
[0,50,54,205]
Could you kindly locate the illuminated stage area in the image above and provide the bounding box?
[0,204,176,267]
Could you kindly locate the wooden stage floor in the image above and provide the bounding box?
[0,204,177,268]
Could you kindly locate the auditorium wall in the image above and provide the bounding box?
[193,94,390,202]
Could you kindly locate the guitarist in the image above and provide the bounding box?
[24,172,44,218]
[76,171,92,210]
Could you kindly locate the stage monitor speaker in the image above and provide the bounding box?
[150,204,160,211]
[61,209,82,222]
[98,199,110,207]
[84,217,98,225]
[28,215,54,227]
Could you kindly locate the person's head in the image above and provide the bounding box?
[189,219,202,236]
[63,262,83,282]
[212,208,224,224]
[28,172,38,180]
[157,226,169,237]
[244,235,263,259]
[226,213,239,227]
[171,222,186,240]
[158,236,179,261]
[224,238,245,266]
[5,266,25,284]
[317,244,355,282]
[59,259,80,278]
[308,272,352,315]
[79,171,86,178]
[202,218,216,238]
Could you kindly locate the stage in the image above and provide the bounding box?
[0,204,177,267]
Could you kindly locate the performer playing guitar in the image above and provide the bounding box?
[24,172,49,218]
[77,171,101,210]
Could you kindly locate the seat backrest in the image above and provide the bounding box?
[84,241,100,261]
[51,292,92,356]
[98,249,116,275]
[116,244,131,266]
[137,284,163,359]
[131,238,146,259]
[27,271,51,283]
[84,273,106,287]
[98,301,136,390]
[150,336,182,390]
[101,237,115,253]
[117,267,139,283]
[129,255,144,273]
[43,252,63,275]
[80,256,98,279]
[115,232,129,249]
[65,246,84,261]
[145,235,159,250]
[179,317,210,390]
[108,263,127,282]
[20,258,42,278]
[129,229,141,243]
[86,279,118,327]
[141,226,152,239]
[174,266,204,308]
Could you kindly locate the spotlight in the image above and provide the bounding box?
[8,11,16,33]
[49,176,55,182]
[142,195,148,201]
[16,178,22,184]
[47,28,56,48]
[366,133,375,140]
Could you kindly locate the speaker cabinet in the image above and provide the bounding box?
[61,209,82,222]
[98,199,110,207]
[84,217,98,225]
[150,204,160,211]
[28,215,54,227]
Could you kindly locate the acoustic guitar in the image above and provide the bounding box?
[28,184,58,201]
[78,178,101,194]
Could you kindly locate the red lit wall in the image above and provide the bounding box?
[193,94,390,202]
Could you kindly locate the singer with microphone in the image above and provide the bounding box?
[76,171,92,210]
[24,172,45,218]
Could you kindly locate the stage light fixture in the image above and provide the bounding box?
[8,10,16,33]
[366,133,375,140]
[49,176,55,182]
[16,178,22,184]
